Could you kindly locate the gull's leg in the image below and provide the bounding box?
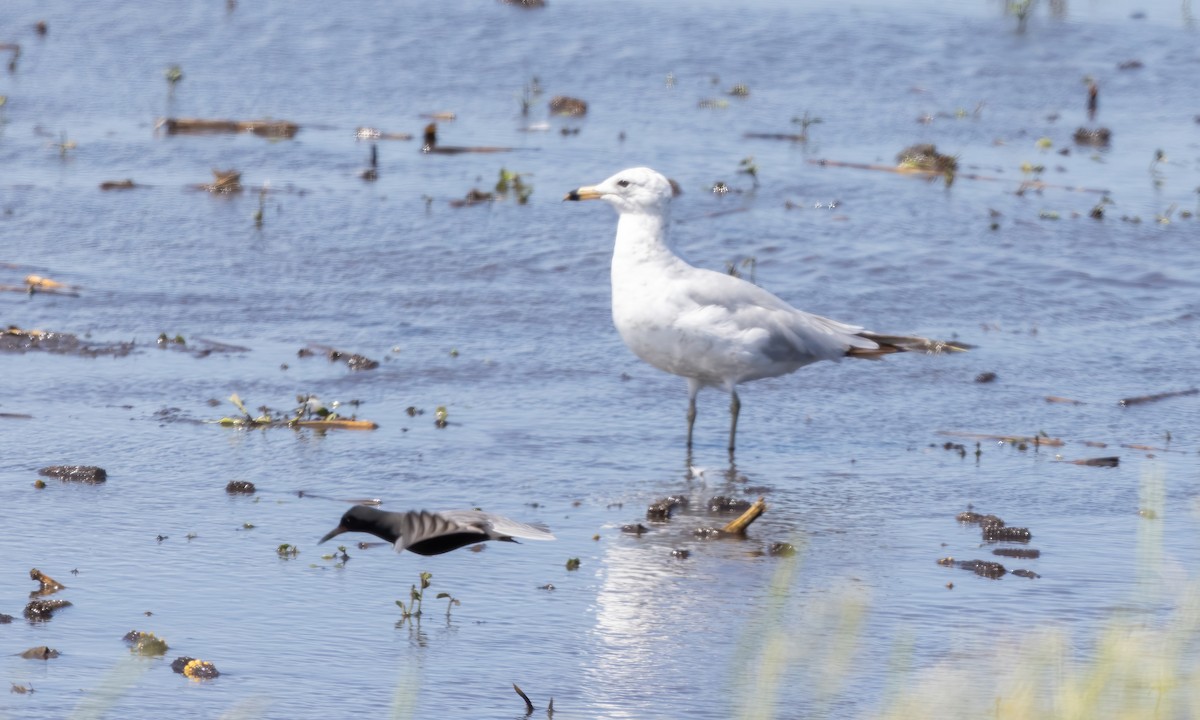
[728,389,741,454]
[686,379,701,450]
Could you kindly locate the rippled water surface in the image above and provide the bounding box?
[2,1,1199,718]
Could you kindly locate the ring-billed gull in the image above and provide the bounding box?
[565,167,967,453]
[319,506,555,556]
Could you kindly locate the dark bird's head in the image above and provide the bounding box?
[319,505,395,545]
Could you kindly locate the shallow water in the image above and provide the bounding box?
[2,1,1199,718]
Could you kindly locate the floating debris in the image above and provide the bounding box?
[421,123,513,154]
[29,568,65,596]
[0,326,133,356]
[956,511,1004,526]
[124,631,169,656]
[501,0,546,7]
[993,547,1040,559]
[297,344,380,371]
[938,558,1007,579]
[896,143,959,185]
[24,274,78,292]
[721,497,766,534]
[99,179,138,191]
[548,95,587,116]
[744,132,809,142]
[727,84,750,97]
[156,333,249,358]
[157,117,299,139]
[225,480,256,495]
[646,495,688,521]
[24,599,71,622]
[707,495,752,513]
[1012,569,1040,579]
[354,126,412,141]
[938,430,1063,448]
[671,548,691,559]
[565,557,581,571]
[1073,127,1111,147]
[449,188,495,208]
[20,646,59,660]
[10,682,33,694]
[181,659,220,681]
[0,613,13,623]
[38,465,107,483]
[1045,395,1083,405]
[198,168,242,193]
[1067,456,1120,467]
[1119,388,1197,407]
[621,523,649,535]
[982,524,1032,543]
[974,371,997,383]
[768,542,797,557]
[215,393,378,431]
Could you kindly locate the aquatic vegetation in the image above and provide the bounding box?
[435,591,460,619]
[124,631,169,656]
[164,64,182,89]
[396,571,433,622]
[215,393,378,430]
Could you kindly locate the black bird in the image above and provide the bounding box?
[318,505,555,556]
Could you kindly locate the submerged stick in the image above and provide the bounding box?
[721,497,766,534]
[513,683,534,714]
[1119,388,1197,407]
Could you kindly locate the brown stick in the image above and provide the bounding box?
[512,683,534,714]
[1119,388,1198,407]
[722,497,766,534]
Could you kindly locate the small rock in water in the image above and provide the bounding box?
[671,548,690,559]
[768,542,797,557]
[957,560,1007,579]
[1012,569,1041,579]
[24,599,72,622]
[646,495,687,521]
[20,646,59,660]
[621,523,649,535]
[982,525,1032,543]
[225,480,256,495]
[38,465,107,483]
[707,495,751,512]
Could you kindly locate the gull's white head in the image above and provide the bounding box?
[565,167,675,215]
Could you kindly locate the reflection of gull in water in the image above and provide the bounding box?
[318,506,555,556]
[566,167,968,454]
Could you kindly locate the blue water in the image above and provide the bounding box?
[2,1,1199,718]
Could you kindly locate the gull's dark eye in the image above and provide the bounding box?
[616,179,630,187]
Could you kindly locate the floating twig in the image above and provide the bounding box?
[1119,388,1197,407]
[157,117,299,139]
[721,497,766,534]
[513,683,535,714]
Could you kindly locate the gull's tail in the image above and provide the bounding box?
[847,332,972,359]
